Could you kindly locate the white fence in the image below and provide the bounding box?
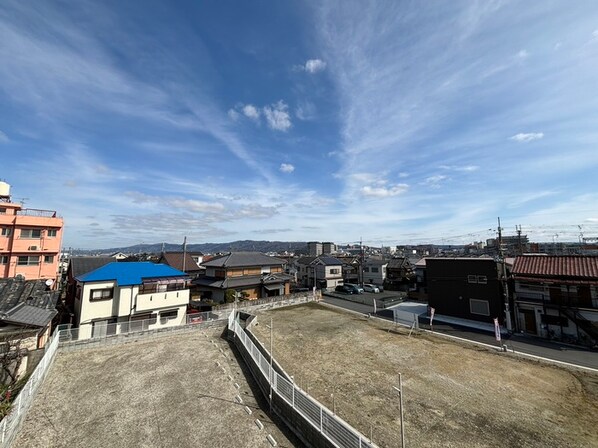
[57,311,225,344]
[392,309,420,329]
[0,333,60,447]
[214,290,320,312]
[230,313,377,448]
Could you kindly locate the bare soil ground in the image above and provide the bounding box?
[14,327,299,448]
[252,303,598,448]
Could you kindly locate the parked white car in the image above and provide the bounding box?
[363,284,380,293]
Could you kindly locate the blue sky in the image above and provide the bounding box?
[1,0,598,249]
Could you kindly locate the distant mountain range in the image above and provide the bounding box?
[72,240,309,256]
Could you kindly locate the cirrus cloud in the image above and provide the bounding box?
[361,183,408,198]
[303,59,326,74]
[510,132,544,142]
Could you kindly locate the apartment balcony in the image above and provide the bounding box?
[16,208,59,218]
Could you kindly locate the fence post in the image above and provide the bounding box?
[17,393,22,416]
[320,407,323,433]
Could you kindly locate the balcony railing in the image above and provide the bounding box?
[16,209,59,218]
[138,283,187,294]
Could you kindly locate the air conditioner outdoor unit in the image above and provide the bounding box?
[28,246,38,251]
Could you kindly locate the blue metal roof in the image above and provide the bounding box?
[76,262,187,286]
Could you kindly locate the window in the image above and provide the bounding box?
[17,256,39,266]
[44,255,54,263]
[0,208,6,214]
[467,275,477,284]
[0,256,8,264]
[330,268,340,274]
[470,299,490,316]
[20,229,42,239]
[160,309,178,324]
[47,229,58,237]
[372,267,379,273]
[363,267,369,272]
[90,288,114,301]
[1,228,12,237]
[477,275,487,284]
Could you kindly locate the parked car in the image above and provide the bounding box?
[335,284,354,294]
[363,284,380,293]
[343,283,364,294]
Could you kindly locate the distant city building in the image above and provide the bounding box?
[307,242,323,256]
[322,242,337,254]
[0,181,64,281]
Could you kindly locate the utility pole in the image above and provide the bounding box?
[360,237,364,287]
[516,225,523,256]
[182,236,187,272]
[393,374,406,448]
[498,218,513,331]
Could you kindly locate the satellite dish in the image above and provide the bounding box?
[45,279,54,287]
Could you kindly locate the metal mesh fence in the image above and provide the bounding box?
[0,333,60,447]
[230,312,377,448]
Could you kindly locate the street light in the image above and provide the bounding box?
[393,373,406,448]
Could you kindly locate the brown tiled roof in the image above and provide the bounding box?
[159,252,202,272]
[512,255,598,279]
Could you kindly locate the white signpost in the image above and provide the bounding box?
[430,307,435,331]
[494,317,501,343]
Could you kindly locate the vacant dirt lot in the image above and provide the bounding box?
[14,327,299,448]
[252,303,598,448]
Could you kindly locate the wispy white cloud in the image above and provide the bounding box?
[263,100,292,131]
[227,108,240,120]
[361,183,408,198]
[280,163,295,173]
[0,130,8,143]
[423,175,448,187]
[516,49,529,59]
[510,132,544,142]
[439,164,479,172]
[302,59,327,74]
[295,101,316,120]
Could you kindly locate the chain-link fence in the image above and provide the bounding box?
[230,312,378,448]
[0,332,60,447]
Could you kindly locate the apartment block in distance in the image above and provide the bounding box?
[0,181,63,281]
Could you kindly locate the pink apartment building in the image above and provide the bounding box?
[0,181,63,281]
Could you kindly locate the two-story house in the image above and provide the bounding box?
[427,258,506,324]
[363,258,388,286]
[0,182,63,281]
[73,262,189,339]
[384,257,413,291]
[193,252,291,303]
[512,255,598,345]
[296,256,344,289]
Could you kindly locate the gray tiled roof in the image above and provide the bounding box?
[201,252,286,268]
[69,256,115,278]
[0,278,59,328]
[193,273,292,289]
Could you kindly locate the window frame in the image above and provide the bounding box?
[17,255,39,266]
[469,298,490,316]
[477,275,488,285]
[0,256,8,264]
[20,228,42,239]
[44,255,55,264]
[1,228,12,237]
[89,288,114,301]
[467,275,477,284]
[47,229,58,237]
[160,309,179,324]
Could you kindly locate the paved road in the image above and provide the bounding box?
[322,295,598,371]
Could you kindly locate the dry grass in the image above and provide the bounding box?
[252,302,598,448]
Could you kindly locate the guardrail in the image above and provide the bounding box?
[230,312,377,448]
